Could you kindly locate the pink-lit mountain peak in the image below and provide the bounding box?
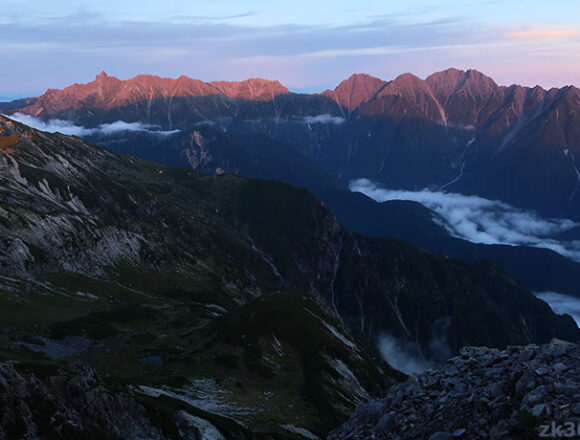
[209,78,290,101]
[321,73,387,110]
[26,73,292,113]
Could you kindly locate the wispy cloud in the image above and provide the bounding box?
[7,113,94,136]
[175,11,257,22]
[1,3,580,96]
[7,113,180,137]
[295,42,512,59]
[0,11,504,94]
[350,179,580,262]
[508,29,580,41]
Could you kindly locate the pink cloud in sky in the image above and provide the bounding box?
[508,29,580,41]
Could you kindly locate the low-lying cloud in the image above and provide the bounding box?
[93,120,180,136]
[377,319,452,375]
[350,179,580,262]
[6,113,180,137]
[377,333,434,375]
[302,115,346,125]
[7,113,94,136]
[535,291,580,326]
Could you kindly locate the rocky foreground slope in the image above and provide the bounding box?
[329,339,580,440]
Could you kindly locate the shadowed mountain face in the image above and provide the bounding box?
[60,122,580,299]
[0,114,578,437]
[10,68,580,221]
[3,114,576,354]
[0,98,28,111]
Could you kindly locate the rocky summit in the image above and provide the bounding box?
[329,339,580,440]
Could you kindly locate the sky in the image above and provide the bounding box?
[1,0,580,98]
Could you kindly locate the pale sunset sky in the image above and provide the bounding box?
[1,0,579,99]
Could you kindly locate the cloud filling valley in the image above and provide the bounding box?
[350,179,580,262]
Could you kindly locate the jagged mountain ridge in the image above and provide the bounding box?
[22,71,290,114]
[9,68,580,221]
[14,67,569,126]
[14,67,577,135]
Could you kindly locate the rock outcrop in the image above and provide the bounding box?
[329,340,580,440]
[0,362,164,440]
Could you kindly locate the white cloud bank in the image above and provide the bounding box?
[535,291,580,326]
[350,178,580,262]
[6,113,180,137]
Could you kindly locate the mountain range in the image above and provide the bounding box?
[10,68,580,219]
[0,112,578,438]
[5,68,580,298]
